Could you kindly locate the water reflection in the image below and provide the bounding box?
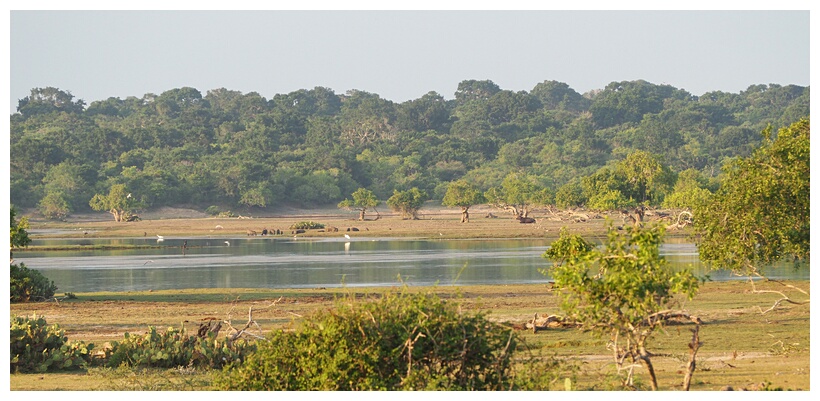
[14,237,808,293]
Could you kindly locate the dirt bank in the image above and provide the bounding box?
[23,204,692,241]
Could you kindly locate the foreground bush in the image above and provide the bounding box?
[104,326,253,369]
[10,314,94,373]
[216,290,570,390]
[10,263,57,303]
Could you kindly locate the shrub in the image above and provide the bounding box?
[104,326,252,369]
[215,290,568,390]
[289,221,325,230]
[205,205,221,216]
[10,263,57,303]
[544,224,701,390]
[10,314,94,373]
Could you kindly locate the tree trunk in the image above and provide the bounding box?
[683,326,701,391]
[358,209,366,221]
[110,208,122,222]
[639,346,658,390]
[461,207,470,223]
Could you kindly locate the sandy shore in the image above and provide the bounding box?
[23,204,692,241]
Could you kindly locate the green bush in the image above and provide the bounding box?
[205,205,222,216]
[10,314,94,373]
[105,326,252,369]
[289,221,325,230]
[215,290,569,390]
[10,263,57,303]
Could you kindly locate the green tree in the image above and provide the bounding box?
[554,180,585,209]
[442,180,485,223]
[41,161,91,211]
[544,225,701,390]
[338,188,380,221]
[579,151,674,211]
[386,187,428,220]
[589,80,692,128]
[16,87,86,117]
[89,184,144,222]
[11,207,57,302]
[454,79,501,104]
[615,150,674,205]
[38,191,71,220]
[10,207,31,255]
[662,168,712,210]
[238,185,269,208]
[485,172,550,218]
[530,80,591,113]
[396,91,452,133]
[694,119,809,311]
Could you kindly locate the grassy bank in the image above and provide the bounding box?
[9,280,810,391]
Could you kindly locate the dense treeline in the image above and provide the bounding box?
[9,80,809,218]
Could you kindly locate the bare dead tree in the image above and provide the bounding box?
[220,296,284,345]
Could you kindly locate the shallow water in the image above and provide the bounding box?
[14,237,808,292]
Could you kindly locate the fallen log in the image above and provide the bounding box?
[525,313,578,333]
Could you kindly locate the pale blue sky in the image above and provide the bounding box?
[7,9,811,114]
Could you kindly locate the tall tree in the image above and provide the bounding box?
[387,187,428,220]
[545,225,701,390]
[484,172,550,218]
[10,207,31,255]
[17,87,85,117]
[89,184,145,222]
[694,119,809,311]
[338,187,380,221]
[615,150,675,205]
[442,180,485,223]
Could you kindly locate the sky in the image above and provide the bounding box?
[5,4,812,115]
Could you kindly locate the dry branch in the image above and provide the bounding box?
[666,211,693,230]
[746,273,810,314]
[221,296,283,344]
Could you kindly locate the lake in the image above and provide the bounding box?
[14,236,809,293]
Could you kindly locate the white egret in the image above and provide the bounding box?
[224,241,230,246]
[344,234,351,240]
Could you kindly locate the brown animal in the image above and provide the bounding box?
[247,230,257,236]
[292,229,306,234]
[516,215,536,224]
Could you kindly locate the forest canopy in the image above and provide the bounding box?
[9,80,809,217]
